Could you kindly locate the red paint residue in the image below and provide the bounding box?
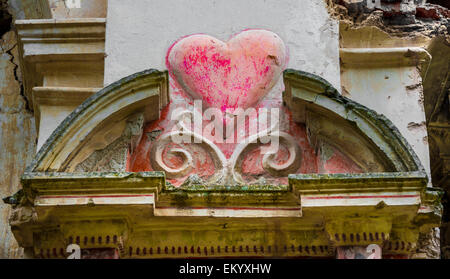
[166,29,288,113]
[128,29,362,187]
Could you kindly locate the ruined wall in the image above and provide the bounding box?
[328,0,449,37]
[423,37,450,259]
[0,0,36,258]
[328,0,449,259]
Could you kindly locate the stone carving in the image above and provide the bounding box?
[149,108,301,185]
[75,113,144,172]
[129,30,363,187]
[150,109,227,184]
[167,29,288,113]
[147,30,301,186]
[229,128,302,183]
[413,228,440,259]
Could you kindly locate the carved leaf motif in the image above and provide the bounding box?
[74,114,144,172]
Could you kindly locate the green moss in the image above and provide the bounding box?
[164,183,289,194]
[172,192,189,208]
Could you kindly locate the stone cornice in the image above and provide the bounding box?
[290,172,427,195]
[22,171,164,199]
[15,18,106,36]
[32,86,101,136]
[340,47,432,77]
[15,18,106,109]
[32,87,101,105]
[13,169,441,257]
[290,172,428,210]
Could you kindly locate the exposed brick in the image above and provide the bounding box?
[416,6,442,19]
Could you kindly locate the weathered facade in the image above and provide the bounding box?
[0,0,448,259]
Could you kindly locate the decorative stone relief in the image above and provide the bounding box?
[167,29,287,113]
[75,113,144,172]
[413,228,440,259]
[128,30,363,186]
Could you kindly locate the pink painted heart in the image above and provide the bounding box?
[167,29,287,112]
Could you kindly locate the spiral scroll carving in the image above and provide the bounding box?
[230,129,302,184]
[149,110,227,184]
[149,109,302,185]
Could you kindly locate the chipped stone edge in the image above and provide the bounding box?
[289,171,427,193]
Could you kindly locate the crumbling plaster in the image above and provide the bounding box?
[328,0,450,259]
[327,0,449,38]
[0,29,36,258]
[331,0,450,188]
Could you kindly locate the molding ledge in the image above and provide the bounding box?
[340,47,431,77]
[15,18,106,109]
[11,169,441,257]
[290,172,426,208]
[32,86,101,138]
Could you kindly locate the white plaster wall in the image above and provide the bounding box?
[341,66,432,184]
[37,105,78,150]
[104,0,340,89]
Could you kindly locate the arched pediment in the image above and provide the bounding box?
[283,69,424,174]
[27,69,169,173]
[25,68,425,186]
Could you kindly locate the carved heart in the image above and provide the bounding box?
[167,29,287,112]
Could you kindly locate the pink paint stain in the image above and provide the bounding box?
[127,29,363,187]
[167,29,288,113]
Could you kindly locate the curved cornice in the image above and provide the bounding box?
[27,69,168,172]
[283,69,425,174]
